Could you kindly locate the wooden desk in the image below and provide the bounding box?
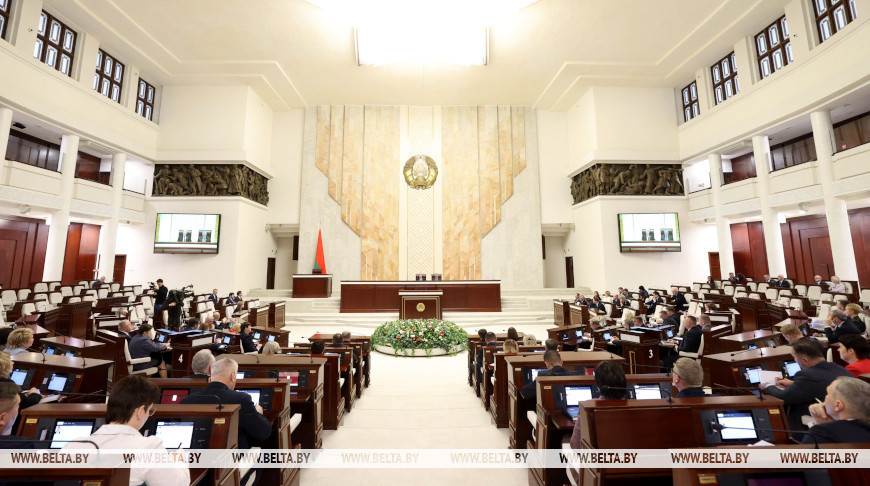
[736,297,769,331]
[399,290,442,319]
[717,329,783,353]
[505,352,625,449]
[340,280,501,313]
[18,403,241,486]
[248,304,270,328]
[222,354,325,449]
[292,274,333,298]
[702,346,794,393]
[269,301,286,329]
[309,333,371,389]
[570,304,592,326]
[10,352,113,401]
[488,348,544,427]
[165,332,215,377]
[283,349,345,430]
[40,335,106,359]
[553,300,571,326]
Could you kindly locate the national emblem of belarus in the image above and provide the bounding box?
[403,155,438,190]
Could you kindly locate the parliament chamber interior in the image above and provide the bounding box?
[1,0,870,485]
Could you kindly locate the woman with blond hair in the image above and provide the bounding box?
[522,334,537,346]
[828,276,846,294]
[261,341,282,355]
[503,339,519,354]
[2,328,33,356]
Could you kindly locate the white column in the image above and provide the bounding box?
[810,110,859,280]
[0,107,12,184]
[43,134,80,281]
[98,152,127,280]
[752,135,787,275]
[708,153,735,275]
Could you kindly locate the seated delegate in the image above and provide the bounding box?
[805,376,870,444]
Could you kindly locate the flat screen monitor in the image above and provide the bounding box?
[154,421,195,449]
[529,368,547,382]
[157,333,167,343]
[47,374,68,392]
[240,389,261,405]
[564,386,593,405]
[50,420,95,448]
[747,344,758,350]
[665,329,675,338]
[745,366,762,384]
[44,347,56,355]
[602,332,611,341]
[716,410,758,441]
[236,371,247,379]
[267,335,276,342]
[253,332,262,340]
[784,361,801,378]
[617,213,681,253]
[161,389,190,405]
[10,369,28,387]
[574,329,583,338]
[280,371,300,386]
[154,213,221,254]
[634,384,663,399]
[222,336,232,344]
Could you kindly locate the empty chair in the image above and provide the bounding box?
[140,296,154,317]
[765,288,779,301]
[747,282,757,291]
[779,289,793,297]
[735,290,747,299]
[84,289,97,298]
[700,284,711,290]
[842,281,854,295]
[206,301,215,311]
[32,282,48,292]
[793,284,807,296]
[789,298,804,311]
[723,285,735,296]
[82,295,96,303]
[757,282,770,292]
[31,293,47,302]
[19,302,36,317]
[77,280,91,288]
[72,285,84,295]
[819,292,834,303]
[708,289,722,294]
[692,283,701,293]
[807,285,823,302]
[48,282,61,291]
[686,301,699,317]
[48,292,63,306]
[110,283,121,292]
[1,290,17,308]
[603,303,613,317]
[97,288,109,298]
[17,289,30,300]
[816,302,831,319]
[861,289,870,307]
[66,296,82,304]
[59,286,73,297]
[133,285,143,295]
[777,295,791,306]
[35,301,50,312]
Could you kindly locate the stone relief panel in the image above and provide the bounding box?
[570,163,684,204]
[152,164,269,205]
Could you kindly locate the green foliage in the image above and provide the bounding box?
[371,319,468,356]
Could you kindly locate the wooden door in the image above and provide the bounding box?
[708,252,721,280]
[113,255,126,286]
[565,256,574,288]
[267,257,276,290]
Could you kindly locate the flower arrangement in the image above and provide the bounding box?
[371,319,468,356]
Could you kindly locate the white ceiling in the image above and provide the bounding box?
[47,0,790,110]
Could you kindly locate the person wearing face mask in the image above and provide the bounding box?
[64,375,189,485]
[129,324,170,378]
[0,381,36,447]
[805,376,870,444]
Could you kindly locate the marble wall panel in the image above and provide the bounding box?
[511,106,527,175]
[341,105,364,236]
[498,106,514,203]
[442,106,482,280]
[478,105,501,237]
[360,106,400,280]
[327,105,345,202]
[315,105,331,175]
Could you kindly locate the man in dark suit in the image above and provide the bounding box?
[805,376,870,444]
[182,358,272,448]
[208,289,220,305]
[670,287,688,312]
[727,272,738,283]
[117,319,134,342]
[662,307,679,328]
[186,349,215,379]
[645,292,664,316]
[821,310,861,344]
[239,322,258,353]
[661,315,702,370]
[774,274,791,288]
[520,350,580,400]
[0,382,35,446]
[476,332,499,384]
[672,358,714,398]
[341,331,361,366]
[760,338,851,432]
[588,297,605,314]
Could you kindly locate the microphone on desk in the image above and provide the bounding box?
[196,394,224,411]
[708,422,818,449]
[729,348,757,357]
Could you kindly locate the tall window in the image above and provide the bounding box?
[94,49,124,103]
[0,0,11,40]
[711,52,739,105]
[136,78,156,121]
[756,15,792,80]
[814,0,857,43]
[681,81,699,122]
[34,10,76,77]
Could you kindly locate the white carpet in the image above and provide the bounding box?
[300,346,533,486]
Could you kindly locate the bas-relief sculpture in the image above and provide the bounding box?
[152,164,269,205]
[570,163,683,204]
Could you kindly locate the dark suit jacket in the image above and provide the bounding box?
[645,297,664,314]
[240,331,257,353]
[763,361,852,431]
[0,435,37,449]
[208,294,219,304]
[520,366,581,400]
[181,382,272,448]
[588,302,605,313]
[824,320,861,344]
[676,387,706,398]
[118,330,133,342]
[775,279,791,288]
[663,314,679,328]
[803,419,870,444]
[128,334,167,359]
[671,292,688,311]
[0,378,41,409]
[846,316,866,334]
[678,326,703,354]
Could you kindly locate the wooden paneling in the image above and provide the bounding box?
[0,215,49,288]
[113,255,126,286]
[848,207,870,287]
[62,222,101,285]
[340,281,501,313]
[781,215,834,283]
[730,222,769,280]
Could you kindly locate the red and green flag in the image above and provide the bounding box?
[314,229,326,273]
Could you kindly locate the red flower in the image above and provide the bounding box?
[440,333,445,336]
[417,337,422,341]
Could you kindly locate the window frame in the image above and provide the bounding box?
[755,15,792,80]
[94,49,125,104]
[0,0,11,40]
[136,78,156,121]
[34,10,77,77]
[681,81,699,122]
[711,52,739,105]
[814,0,857,43]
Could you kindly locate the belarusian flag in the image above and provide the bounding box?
[314,229,326,273]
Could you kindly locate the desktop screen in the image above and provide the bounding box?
[44,347,56,355]
[10,370,27,387]
[280,371,300,386]
[157,334,167,343]
[155,421,195,449]
[267,335,276,342]
[564,386,593,405]
[784,361,801,378]
[634,384,663,399]
[161,389,190,405]
[745,366,762,384]
[716,411,758,441]
[222,336,232,344]
[50,420,95,448]
[666,329,674,338]
[530,368,547,381]
[47,374,68,392]
[236,371,247,379]
[602,332,611,341]
[253,332,262,340]
[240,389,261,405]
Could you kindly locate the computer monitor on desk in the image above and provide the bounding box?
[10,368,35,388]
[699,409,775,444]
[142,418,212,449]
[48,419,97,448]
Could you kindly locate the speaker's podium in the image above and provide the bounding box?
[399,290,442,320]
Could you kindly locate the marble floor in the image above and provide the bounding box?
[300,349,531,486]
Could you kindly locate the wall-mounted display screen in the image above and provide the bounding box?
[617,213,681,253]
[154,213,221,254]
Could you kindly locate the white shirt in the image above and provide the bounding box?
[64,423,190,486]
